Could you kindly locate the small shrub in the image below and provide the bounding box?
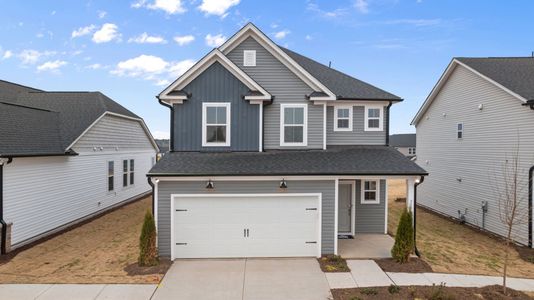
[388,284,401,294]
[408,286,417,297]
[391,209,414,263]
[350,297,362,300]
[428,283,453,300]
[360,288,378,296]
[527,256,534,264]
[138,210,158,266]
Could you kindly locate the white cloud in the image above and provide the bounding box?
[198,0,240,16]
[306,2,348,18]
[305,35,313,41]
[86,63,104,69]
[354,0,369,13]
[274,30,290,40]
[18,49,55,64]
[132,0,186,14]
[205,33,226,47]
[111,54,194,85]
[173,34,195,46]
[92,23,120,43]
[37,60,67,72]
[98,10,107,18]
[2,50,13,59]
[72,25,96,38]
[152,130,170,139]
[382,19,442,27]
[128,32,167,44]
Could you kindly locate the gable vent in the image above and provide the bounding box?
[243,50,256,67]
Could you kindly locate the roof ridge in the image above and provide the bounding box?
[0,79,43,92]
[456,56,534,60]
[0,101,57,113]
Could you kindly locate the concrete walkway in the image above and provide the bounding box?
[325,260,534,292]
[0,284,158,300]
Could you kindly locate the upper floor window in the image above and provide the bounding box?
[361,180,380,204]
[457,123,463,139]
[243,50,256,67]
[129,159,135,185]
[107,161,114,192]
[334,106,353,131]
[202,102,231,147]
[408,147,416,155]
[364,106,383,131]
[280,103,307,146]
[123,160,129,187]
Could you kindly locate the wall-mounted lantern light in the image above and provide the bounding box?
[206,179,214,189]
[279,179,288,189]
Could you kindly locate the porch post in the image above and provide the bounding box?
[406,177,415,214]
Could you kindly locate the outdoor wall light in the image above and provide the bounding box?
[206,179,214,189]
[279,179,288,189]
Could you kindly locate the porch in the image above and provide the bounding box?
[338,234,394,258]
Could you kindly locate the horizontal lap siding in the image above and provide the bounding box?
[416,64,533,245]
[173,62,259,151]
[156,180,335,258]
[226,37,323,149]
[327,106,387,145]
[354,179,386,233]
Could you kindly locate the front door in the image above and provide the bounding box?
[338,183,353,234]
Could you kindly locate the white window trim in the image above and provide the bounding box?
[334,106,353,132]
[202,102,231,147]
[107,160,114,193]
[364,105,384,131]
[280,103,308,147]
[243,50,256,67]
[361,179,380,204]
[457,123,463,140]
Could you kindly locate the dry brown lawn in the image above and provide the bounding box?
[388,179,534,279]
[0,196,162,283]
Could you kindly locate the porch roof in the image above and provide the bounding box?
[148,146,427,177]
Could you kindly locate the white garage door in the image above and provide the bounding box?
[171,193,321,259]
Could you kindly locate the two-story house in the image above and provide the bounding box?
[390,134,417,158]
[148,23,426,260]
[413,57,534,248]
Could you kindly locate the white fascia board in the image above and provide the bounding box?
[219,23,336,100]
[152,175,421,181]
[159,49,271,102]
[325,100,391,106]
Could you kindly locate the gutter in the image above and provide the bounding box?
[529,166,533,247]
[414,175,425,257]
[157,96,174,151]
[385,101,393,146]
[0,157,13,255]
[0,151,78,159]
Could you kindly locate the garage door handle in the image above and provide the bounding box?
[176,243,187,245]
[175,209,188,212]
[306,208,317,211]
[305,241,317,244]
[244,229,246,237]
[246,229,249,237]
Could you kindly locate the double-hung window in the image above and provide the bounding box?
[123,160,129,187]
[364,106,383,131]
[129,159,135,185]
[122,159,135,187]
[107,161,114,192]
[202,102,231,147]
[280,103,307,146]
[361,180,380,204]
[408,147,416,155]
[334,106,353,131]
[457,123,463,139]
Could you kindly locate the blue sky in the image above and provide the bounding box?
[1,0,533,138]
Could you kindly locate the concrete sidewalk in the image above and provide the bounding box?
[325,260,534,292]
[0,284,158,300]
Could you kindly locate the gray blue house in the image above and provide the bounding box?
[148,23,426,259]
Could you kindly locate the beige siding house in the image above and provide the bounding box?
[412,57,534,247]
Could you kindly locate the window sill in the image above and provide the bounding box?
[333,128,352,132]
[361,201,380,205]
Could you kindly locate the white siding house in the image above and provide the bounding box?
[412,58,534,247]
[0,81,157,252]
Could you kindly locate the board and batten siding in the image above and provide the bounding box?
[172,61,260,152]
[156,180,336,258]
[226,36,323,150]
[416,64,534,246]
[354,179,386,233]
[326,106,387,145]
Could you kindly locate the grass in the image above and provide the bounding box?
[0,196,162,283]
[388,179,534,279]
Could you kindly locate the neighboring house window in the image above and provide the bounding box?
[243,50,256,67]
[107,161,114,192]
[408,148,416,155]
[361,180,380,204]
[280,103,308,146]
[457,123,463,139]
[364,106,383,131]
[202,102,231,147]
[334,106,353,131]
[129,159,135,185]
[123,160,128,187]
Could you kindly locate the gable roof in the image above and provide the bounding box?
[0,80,155,157]
[280,47,402,101]
[412,57,534,125]
[389,134,416,148]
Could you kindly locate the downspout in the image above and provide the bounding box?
[157,97,174,151]
[147,177,155,217]
[0,157,13,255]
[385,101,393,146]
[529,166,533,248]
[414,175,425,257]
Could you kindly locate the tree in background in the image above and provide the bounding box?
[391,209,414,263]
[138,210,158,266]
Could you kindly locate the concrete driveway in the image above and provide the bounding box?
[151,258,332,300]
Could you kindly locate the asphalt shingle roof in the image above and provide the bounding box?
[280,47,402,101]
[0,80,140,157]
[456,57,534,101]
[389,134,416,148]
[148,146,427,176]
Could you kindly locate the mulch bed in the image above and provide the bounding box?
[332,284,532,300]
[374,257,433,273]
[318,255,350,272]
[515,245,534,264]
[124,259,172,276]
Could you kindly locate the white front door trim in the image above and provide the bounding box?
[338,180,356,236]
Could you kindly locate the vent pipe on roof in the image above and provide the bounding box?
[328,61,331,68]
